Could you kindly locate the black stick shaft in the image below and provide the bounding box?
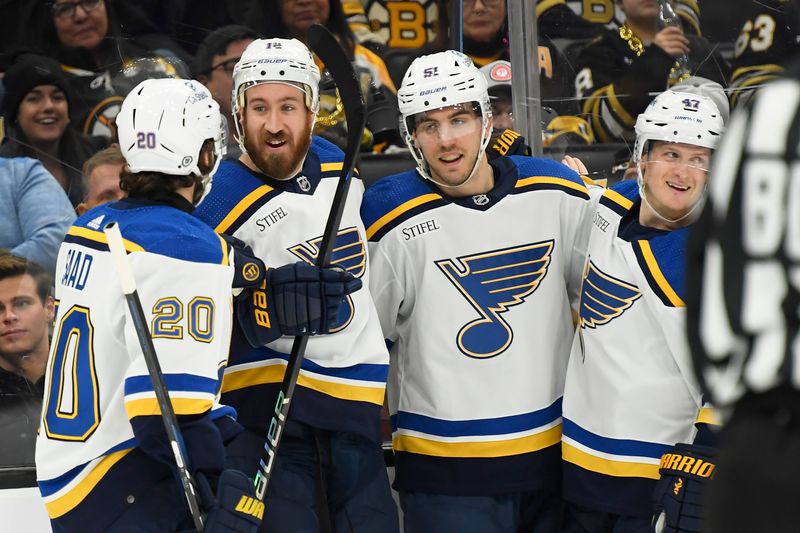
[252,23,366,502]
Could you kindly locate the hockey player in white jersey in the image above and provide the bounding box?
[560,90,724,533]
[35,78,361,532]
[361,50,593,532]
[193,38,399,532]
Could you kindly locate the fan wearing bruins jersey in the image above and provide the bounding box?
[563,0,701,35]
[193,39,399,533]
[35,79,258,532]
[729,0,800,108]
[362,50,593,533]
[560,90,724,532]
[574,0,728,143]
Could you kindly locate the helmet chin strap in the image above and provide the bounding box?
[636,162,707,227]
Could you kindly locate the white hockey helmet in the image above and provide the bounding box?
[232,38,320,115]
[398,51,493,186]
[117,79,224,180]
[634,89,725,224]
[633,89,724,164]
[671,76,730,125]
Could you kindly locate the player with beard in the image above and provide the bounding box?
[193,38,399,533]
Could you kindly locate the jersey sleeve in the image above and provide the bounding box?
[122,249,233,474]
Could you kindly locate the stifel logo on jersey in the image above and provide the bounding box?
[579,260,641,329]
[436,241,554,359]
[288,226,366,332]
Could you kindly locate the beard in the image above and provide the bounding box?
[243,120,313,180]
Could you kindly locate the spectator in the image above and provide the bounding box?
[0,253,53,387]
[75,145,125,215]
[249,0,400,150]
[479,59,594,153]
[480,60,515,130]
[574,0,729,144]
[33,0,191,139]
[0,54,108,206]
[194,24,259,159]
[0,253,53,465]
[729,0,800,108]
[0,157,76,275]
[462,0,508,66]
[171,0,255,55]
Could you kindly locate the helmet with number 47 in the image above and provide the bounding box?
[116,79,225,181]
[633,89,725,225]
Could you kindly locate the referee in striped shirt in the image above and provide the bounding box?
[686,57,800,533]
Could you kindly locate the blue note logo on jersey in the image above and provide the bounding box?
[288,226,366,332]
[436,240,554,359]
[579,260,641,329]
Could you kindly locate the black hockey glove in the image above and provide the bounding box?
[237,262,362,347]
[652,443,716,533]
[197,470,262,533]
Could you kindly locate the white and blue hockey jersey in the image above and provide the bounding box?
[35,198,236,531]
[362,155,593,495]
[194,136,389,442]
[561,180,712,517]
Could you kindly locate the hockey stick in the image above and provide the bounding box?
[252,23,367,502]
[104,222,205,532]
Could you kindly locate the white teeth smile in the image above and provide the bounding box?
[440,155,461,162]
[38,118,57,124]
[266,140,286,147]
[667,182,689,191]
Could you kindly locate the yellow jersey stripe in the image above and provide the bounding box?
[638,240,685,307]
[562,442,660,479]
[321,162,344,173]
[606,85,636,127]
[45,448,134,518]
[696,406,721,426]
[214,184,273,233]
[516,176,588,195]
[365,193,442,240]
[67,226,143,252]
[536,0,565,17]
[217,235,230,266]
[602,189,634,210]
[731,64,784,79]
[393,424,561,458]
[222,365,386,405]
[125,397,214,418]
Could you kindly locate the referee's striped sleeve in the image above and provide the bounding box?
[686,74,800,412]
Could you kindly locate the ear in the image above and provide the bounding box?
[45,296,55,322]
